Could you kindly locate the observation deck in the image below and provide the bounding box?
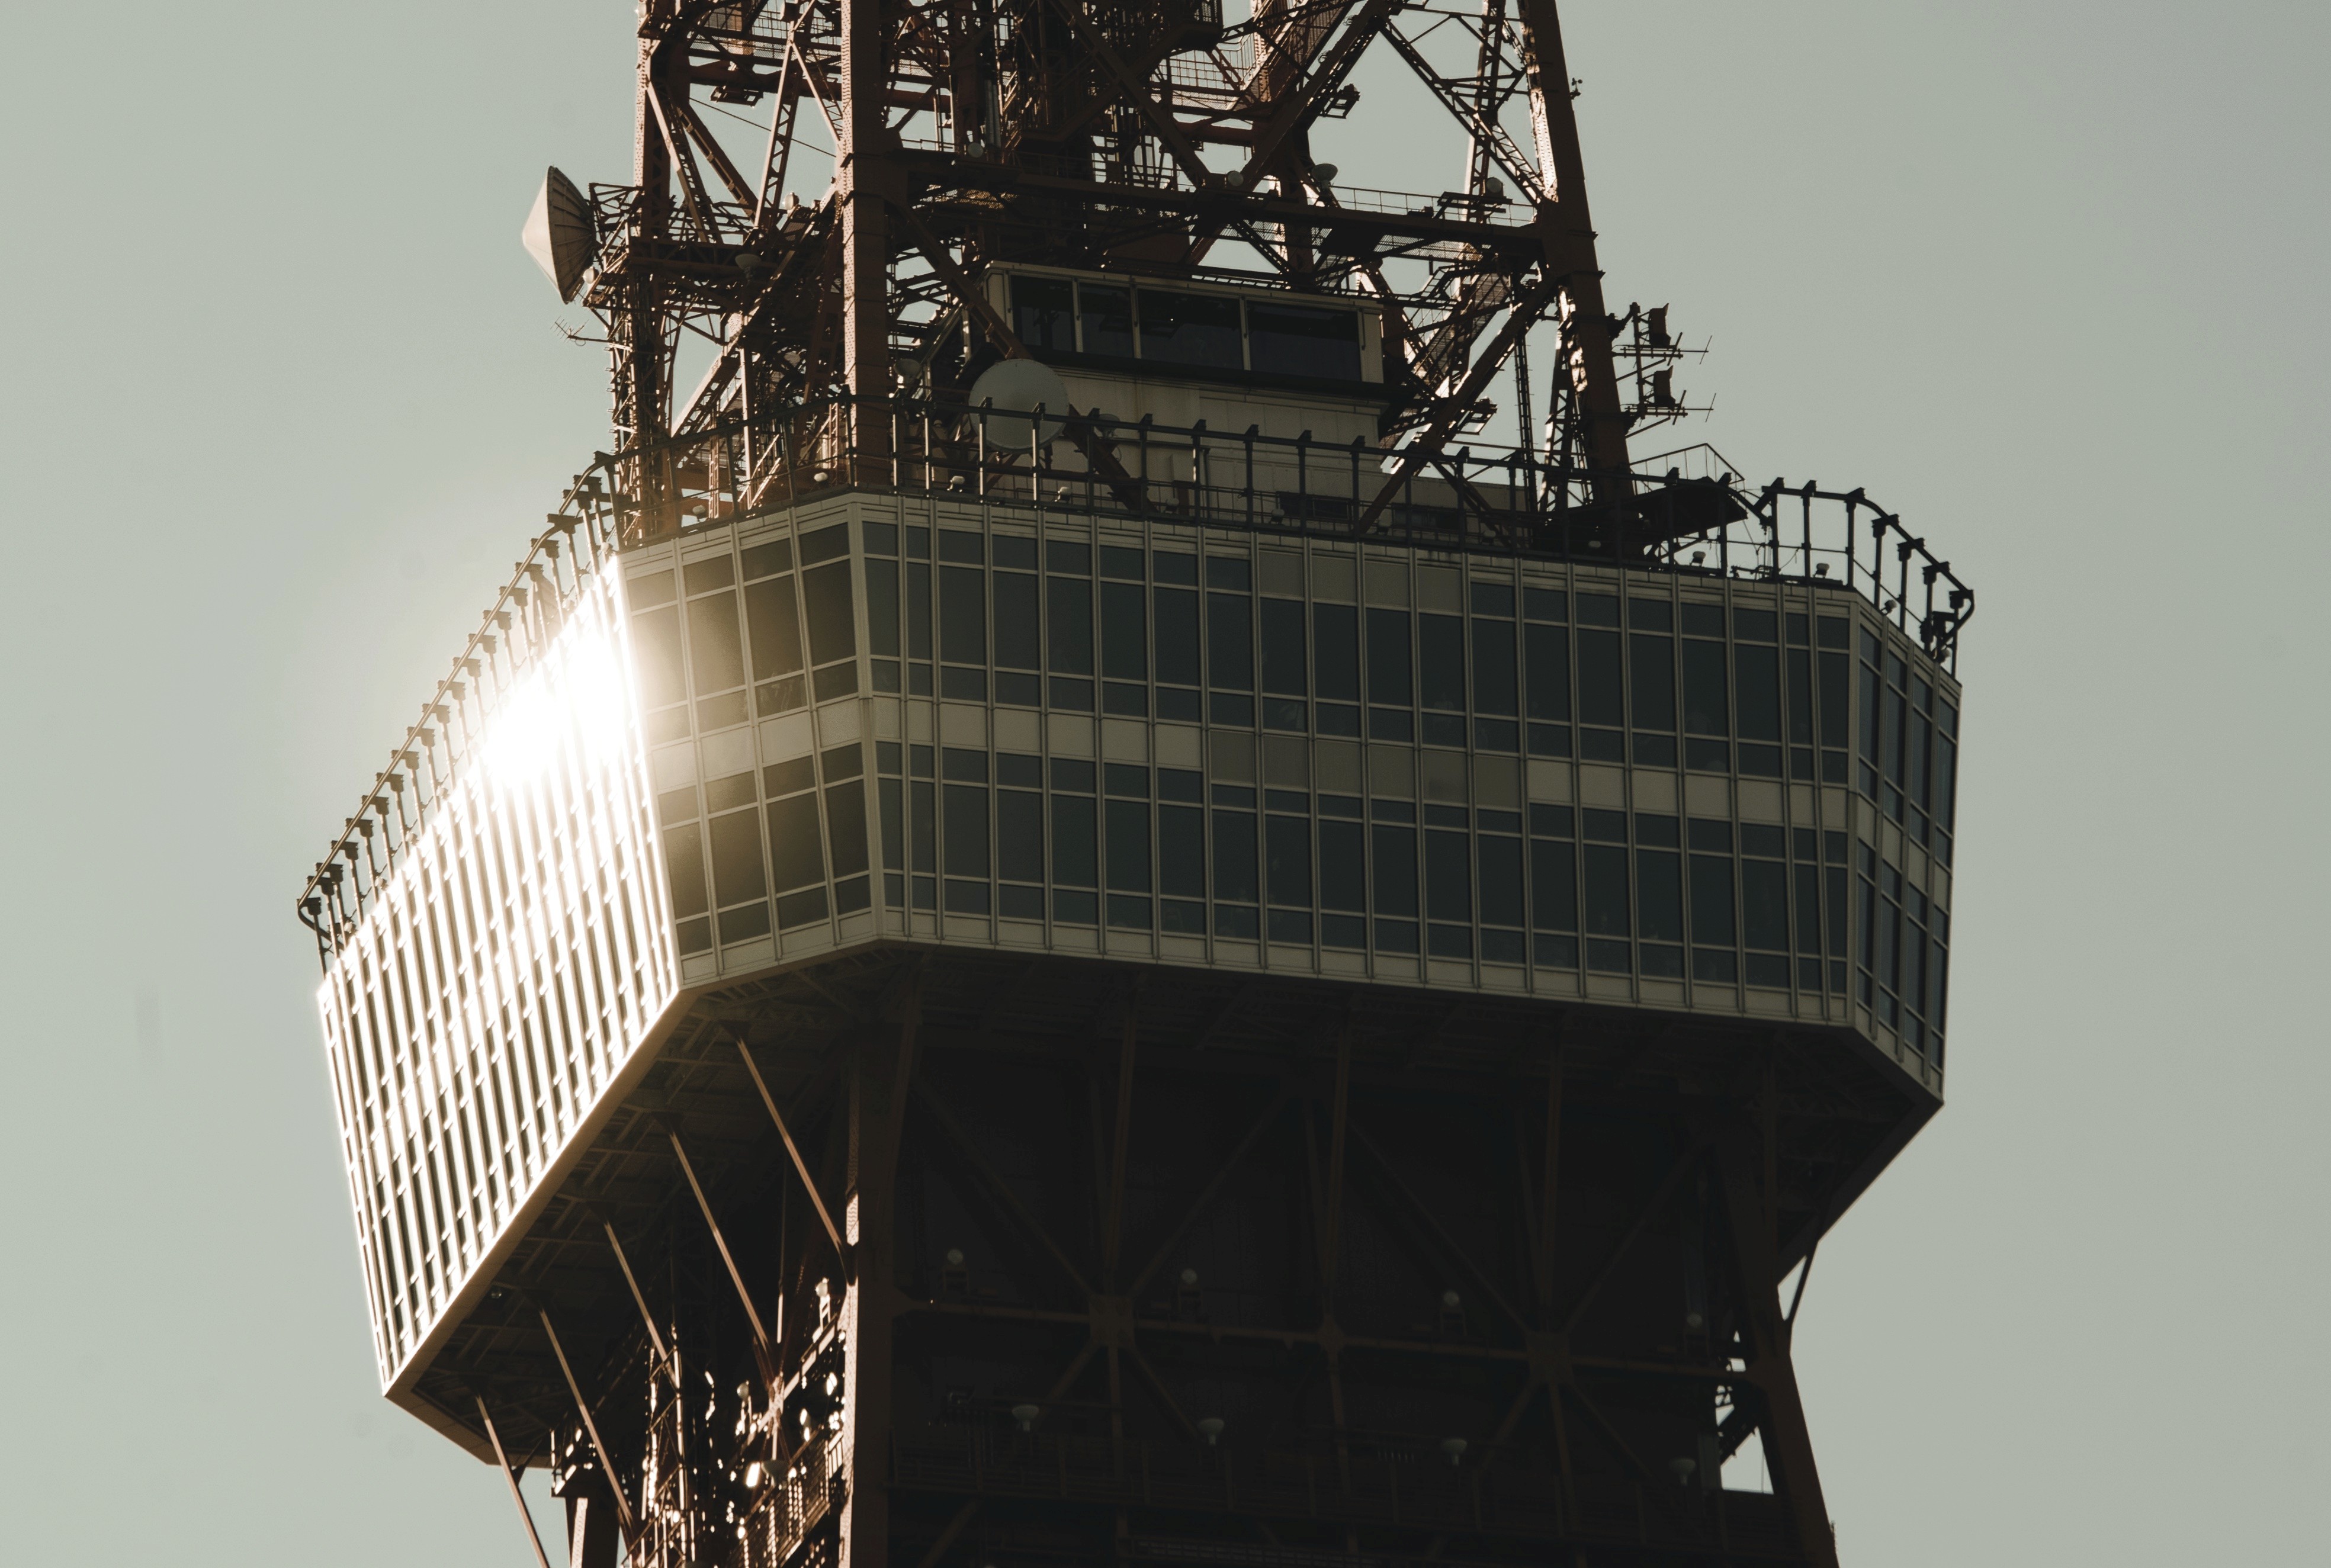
[298,395,1967,1447]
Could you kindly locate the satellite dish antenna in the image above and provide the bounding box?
[522,167,598,303]
[965,357,1071,450]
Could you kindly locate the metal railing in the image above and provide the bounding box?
[293,460,622,968]
[658,393,1972,664]
[295,397,1972,968]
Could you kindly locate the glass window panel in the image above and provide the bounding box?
[1260,599,1306,694]
[1367,608,1412,706]
[1530,838,1576,931]
[766,794,824,890]
[997,796,1044,881]
[1372,824,1418,917]
[1473,619,1517,716]
[1010,274,1074,352]
[688,593,746,692]
[1267,814,1312,905]
[940,565,986,666]
[1319,820,1366,911]
[1160,805,1205,897]
[1101,581,1147,680]
[1577,628,1622,727]
[802,561,856,666]
[1582,843,1628,936]
[1787,647,1815,745]
[942,785,989,878]
[1247,300,1361,380]
[1733,607,1777,642]
[800,525,849,564]
[1523,586,1567,622]
[1736,643,1781,742]
[1524,623,1570,721]
[865,561,900,656]
[1138,288,1242,369]
[1080,284,1134,357]
[1478,835,1523,926]
[1682,639,1727,735]
[1050,575,1094,675]
[1630,632,1675,732]
[1690,853,1736,946]
[1208,591,1254,689]
[1419,614,1465,711]
[906,562,932,661]
[1052,795,1097,887]
[1425,829,1471,921]
[1106,799,1151,892]
[1314,602,1360,702]
[632,605,686,708]
[664,824,708,918]
[825,783,869,880]
[1154,586,1200,686]
[993,573,1039,670]
[1213,811,1258,902]
[1637,848,1683,943]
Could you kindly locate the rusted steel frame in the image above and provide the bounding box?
[474,1395,556,1568]
[647,81,720,237]
[1715,1132,1839,1567]
[1344,1119,1529,1335]
[1039,0,1213,187]
[1238,0,1402,184]
[894,203,1030,359]
[1102,1006,1140,1286]
[1557,1140,1702,1336]
[736,1034,848,1256]
[1379,22,1544,205]
[1784,1239,1818,1338]
[1513,0,1631,487]
[1357,272,1560,534]
[667,1126,774,1354]
[538,1306,640,1543]
[913,1078,1095,1297]
[674,96,760,206]
[1125,1090,1292,1298]
[894,152,1531,250]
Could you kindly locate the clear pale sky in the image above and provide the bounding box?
[2,3,2322,1563]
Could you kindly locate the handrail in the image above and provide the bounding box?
[297,395,1972,971]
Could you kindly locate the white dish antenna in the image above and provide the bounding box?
[522,167,598,303]
[965,357,1072,450]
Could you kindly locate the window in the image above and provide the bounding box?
[1011,275,1074,353]
[1138,288,1242,369]
[1080,284,1134,358]
[1248,300,1361,380]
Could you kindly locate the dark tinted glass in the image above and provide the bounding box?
[1080,284,1134,357]
[1011,275,1074,353]
[1314,602,1360,701]
[1138,288,1243,369]
[1248,300,1361,380]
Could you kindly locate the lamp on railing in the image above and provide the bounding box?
[1196,1418,1225,1446]
[1440,1437,1469,1467]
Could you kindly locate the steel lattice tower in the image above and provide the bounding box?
[304,5,1973,1567]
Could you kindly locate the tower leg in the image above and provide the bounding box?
[1717,1133,1838,1567]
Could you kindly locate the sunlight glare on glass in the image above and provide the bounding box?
[481,624,631,796]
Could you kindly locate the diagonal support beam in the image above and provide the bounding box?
[1716,1131,1839,1568]
[1357,272,1561,534]
[1346,1119,1530,1335]
[914,1078,1094,1298]
[1127,1090,1292,1298]
[669,1125,773,1355]
[538,1306,638,1545]
[1558,1139,1701,1336]
[737,1034,847,1256]
[476,1395,555,1568]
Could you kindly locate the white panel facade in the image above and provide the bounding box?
[316,570,678,1386]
